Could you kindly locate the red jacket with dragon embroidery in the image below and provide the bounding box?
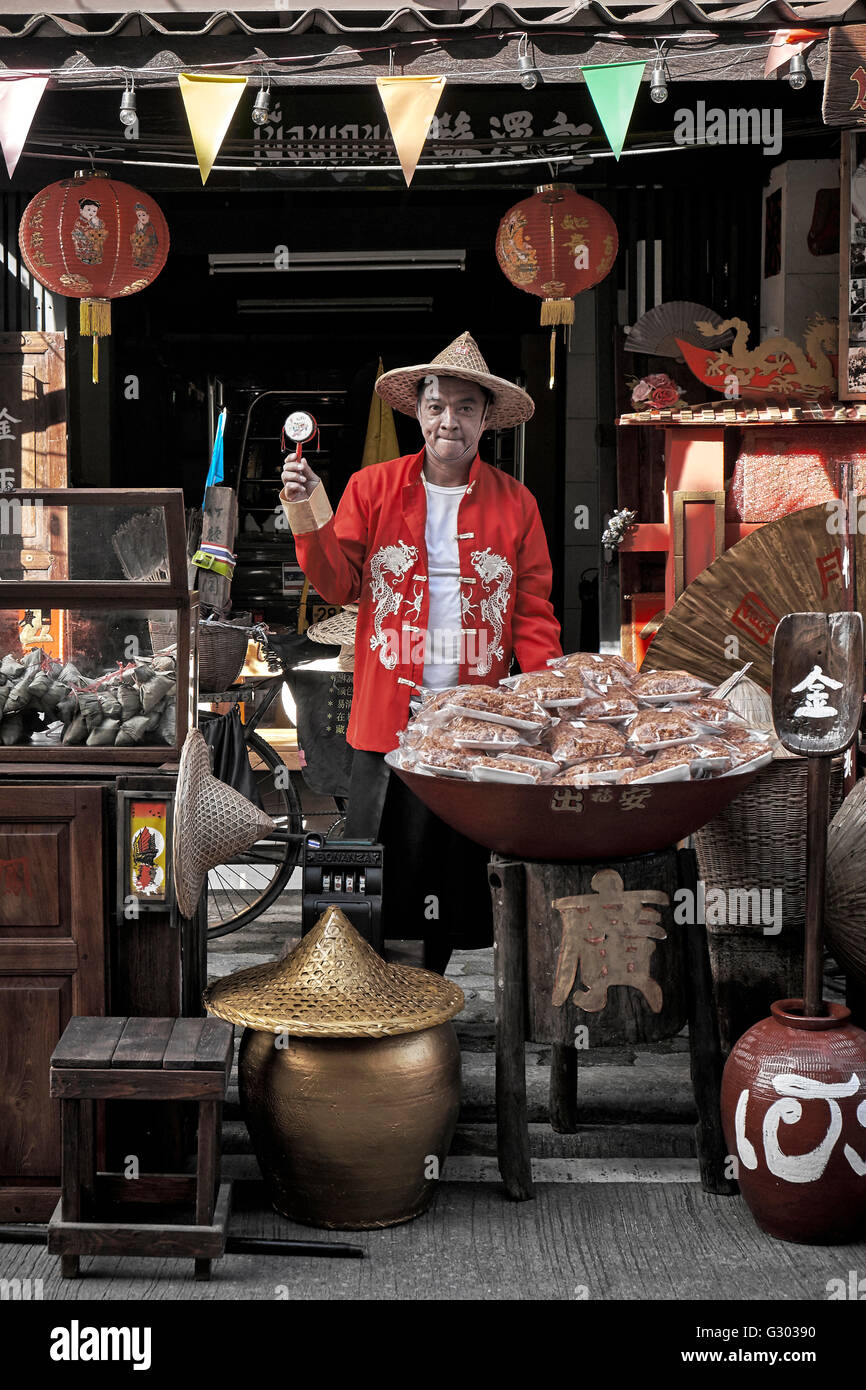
[283,447,562,753]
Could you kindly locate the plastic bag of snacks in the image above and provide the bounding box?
[546,652,638,684]
[502,743,560,772]
[716,726,774,775]
[564,684,639,720]
[625,707,703,752]
[448,717,526,750]
[470,755,547,784]
[544,722,629,765]
[421,684,552,736]
[545,753,644,785]
[631,669,711,703]
[619,757,693,784]
[665,739,733,774]
[501,669,598,707]
[398,732,484,778]
[686,697,742,728]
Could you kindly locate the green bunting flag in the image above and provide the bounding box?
[582,61,645,160]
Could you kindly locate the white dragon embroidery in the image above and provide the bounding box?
[369,540,418,670]
[471,547,513,676]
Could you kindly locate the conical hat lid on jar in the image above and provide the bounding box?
[203,905,464,1038]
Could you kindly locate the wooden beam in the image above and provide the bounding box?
[0,34,830,86]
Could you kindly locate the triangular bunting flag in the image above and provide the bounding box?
[362,358,399,467]
[764,30,821,78]
[0,75,48,179]
[178,73,246,185]
[583,62,645,161]
[377,75,446,186]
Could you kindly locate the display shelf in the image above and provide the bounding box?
[0,489,196,764]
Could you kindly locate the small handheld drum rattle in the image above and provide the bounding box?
[282,410,318,464]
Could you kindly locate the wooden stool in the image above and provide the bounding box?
[49,1016,234,1281]
[488,846,736,1201]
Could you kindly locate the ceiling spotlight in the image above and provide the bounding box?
[650,58,669,105]
[119,82,137,127]
[517,34,540,91]
[252,82,273,127]
[788,52,808,90]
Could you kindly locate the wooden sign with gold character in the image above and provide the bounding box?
[552,869,669,1013]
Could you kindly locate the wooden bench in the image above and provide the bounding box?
[49,1016,234,1281]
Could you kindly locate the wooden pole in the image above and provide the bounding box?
[804,757,832,1018]
[489,856,533,1202]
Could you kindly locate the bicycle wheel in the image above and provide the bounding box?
[206,731,303,939]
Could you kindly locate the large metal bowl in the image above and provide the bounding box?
[385,754,763,861]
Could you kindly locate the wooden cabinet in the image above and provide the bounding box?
[0,784,106,1220]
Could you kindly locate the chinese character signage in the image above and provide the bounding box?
[552,869,669,1013]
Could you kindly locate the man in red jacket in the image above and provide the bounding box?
[281,331,561,971]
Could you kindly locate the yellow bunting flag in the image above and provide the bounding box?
[362,358,400,467]
[178,73,247,185]
[376,75,446,187]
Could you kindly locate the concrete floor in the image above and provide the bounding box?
[7,889,865,1301]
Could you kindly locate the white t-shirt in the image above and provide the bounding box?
[421,479,467,690]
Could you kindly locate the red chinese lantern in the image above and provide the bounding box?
[18,170,169,384]
[496,183,618,383]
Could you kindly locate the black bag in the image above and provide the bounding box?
[199,708,262,808]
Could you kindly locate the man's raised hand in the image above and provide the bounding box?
[281,456,321,503]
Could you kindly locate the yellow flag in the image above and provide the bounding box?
[362,358,400,467]
[179,73,247,185]
[376,76,446,187]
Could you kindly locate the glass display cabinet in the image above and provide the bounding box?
[0,488,196,762]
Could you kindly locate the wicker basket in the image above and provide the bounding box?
[197,622,250,692]
[693,756,844,929]
[693,755,844,1051]
[149,617,250,692]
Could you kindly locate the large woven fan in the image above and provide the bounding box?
[648,504,862,690]
[826,778,866,993]
[625,301,734,359]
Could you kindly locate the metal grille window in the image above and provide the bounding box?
[1,193,62,334]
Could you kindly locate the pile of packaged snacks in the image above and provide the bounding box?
[392,657,774,786]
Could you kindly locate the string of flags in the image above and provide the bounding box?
[0,32,825,184]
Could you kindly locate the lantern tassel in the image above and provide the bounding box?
[540,298,575,327]
[549,328,556,390]
[80,299,112,386]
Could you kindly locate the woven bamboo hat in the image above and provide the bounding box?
[376,330,535,430]
[203,904,465,1038]
[306,603,357,672]
[172,728,276,919]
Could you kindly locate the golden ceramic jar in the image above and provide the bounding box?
[204,906,465,1231]
[239,1022,461,1229]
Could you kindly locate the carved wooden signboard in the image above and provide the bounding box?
[823,26,866,129]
